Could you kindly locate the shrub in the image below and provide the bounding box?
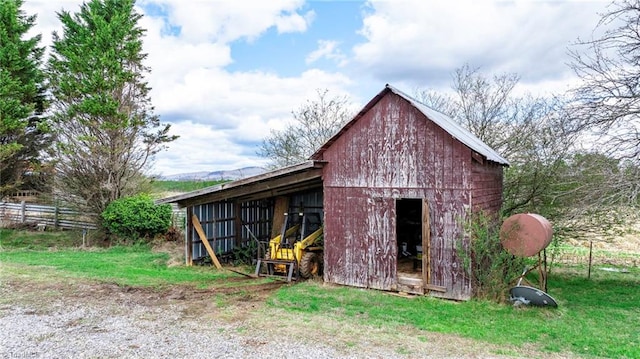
[458,211,526,302]
[231,240,258,265]
[101,194,172,242]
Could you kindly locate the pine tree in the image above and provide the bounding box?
[48,0,177,215]
[0,0,49,199]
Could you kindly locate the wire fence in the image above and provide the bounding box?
[548,244,639,280]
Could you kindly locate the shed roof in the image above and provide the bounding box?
[311,84,510,166]
[157,160,324,207]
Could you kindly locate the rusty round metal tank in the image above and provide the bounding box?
[500,213,553,257]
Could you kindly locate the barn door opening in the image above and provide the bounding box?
[396,198,424,292]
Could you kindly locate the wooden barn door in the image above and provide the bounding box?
[367,197,395,290]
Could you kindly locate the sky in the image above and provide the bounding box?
[22,0,612,176]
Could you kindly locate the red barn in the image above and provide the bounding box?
[160,84,508,300]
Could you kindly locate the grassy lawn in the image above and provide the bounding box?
[0,229,261,288]
[269,266,639,358]
[1,229,638,358]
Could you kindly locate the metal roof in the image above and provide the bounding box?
[312,84,510,166]
[157,160,324,207]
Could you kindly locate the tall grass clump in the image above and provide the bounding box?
[459,211,525,302]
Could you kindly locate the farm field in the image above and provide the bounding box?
[0,229,638,358]
[150,179,227,198]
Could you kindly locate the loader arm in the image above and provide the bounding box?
[298,227,323,250]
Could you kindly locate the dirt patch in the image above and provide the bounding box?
[1,275,283,310]
[151,238,185,267]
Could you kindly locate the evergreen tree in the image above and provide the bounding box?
[0,0,49,199]
[48,0,177,215]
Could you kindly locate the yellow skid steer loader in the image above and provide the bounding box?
[254,212,323,281]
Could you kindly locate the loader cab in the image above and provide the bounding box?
[281,212,322,244]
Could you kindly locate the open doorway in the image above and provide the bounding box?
[396,198,423,280]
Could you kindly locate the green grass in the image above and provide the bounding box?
[1,229,638,358]
[0,229,262,288]
[0,228,83,249]
[150,180,227,193]
[269,268,639,358]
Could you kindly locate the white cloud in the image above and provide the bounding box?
[25,0,610,175]
[276,9,316,34]
[306,40,345,65]
[352,0,609,90]
[151,121,268,176]
[139,0,311,43]
[135,1,353,173]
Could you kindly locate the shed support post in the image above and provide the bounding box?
[234,200,242,248]
[186,207,193,266]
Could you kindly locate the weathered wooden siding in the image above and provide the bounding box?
[471,160,504,215]
[321,92,475,299]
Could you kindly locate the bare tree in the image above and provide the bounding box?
[569,0,640,207]
[259,89,354,168]
[417,65,578,218]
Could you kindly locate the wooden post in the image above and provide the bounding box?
[186,207,193,266]
[20,201,26,223]
[422,199,431,293]
[192,214,222,269]
[271,196,289,238]
[234,200,242,248]
[588,240,593,280]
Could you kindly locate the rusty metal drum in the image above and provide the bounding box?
[500,213,553,257]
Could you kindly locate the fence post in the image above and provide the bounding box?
[588,240,593,280]
[20,200,26,223]
[54,203,60,229]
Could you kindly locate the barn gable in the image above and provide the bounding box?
[312,84,509,166]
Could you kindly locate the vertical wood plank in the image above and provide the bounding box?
[422,198,431,289]
[186,206,193,266]
[271,196,289,238]
[234,200,242,248]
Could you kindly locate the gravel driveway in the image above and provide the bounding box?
[0,280,574,359]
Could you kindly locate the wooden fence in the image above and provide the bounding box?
[0,201,97,230]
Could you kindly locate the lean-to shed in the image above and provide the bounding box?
[159,84,509,300]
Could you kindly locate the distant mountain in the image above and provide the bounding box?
[160,166,267,181]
